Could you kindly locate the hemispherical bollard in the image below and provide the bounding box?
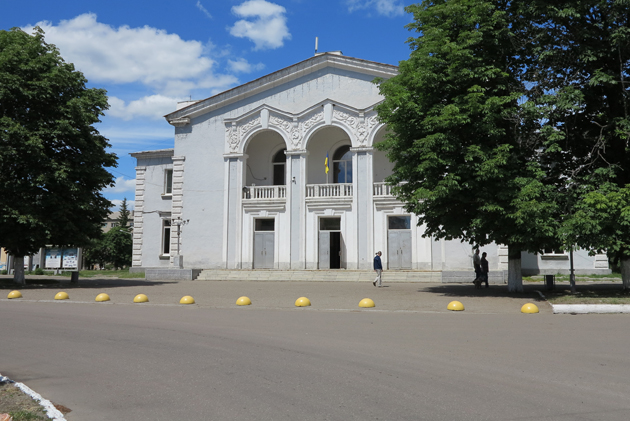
[180,295,195,304]
[521,303,539,314]
[447,301,465,311]
[359,298,375,308]
[236,296,252,306]
[295,297,311,307]
[55,292,69,300]
[95,293,110,302]
[7,290,22,299]
[133,294,149,303]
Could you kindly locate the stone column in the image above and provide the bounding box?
[351,147,374,270]
[286,150,308,269]
[224,154,246,269]
[132,166,146,268]
[169,156,186,265]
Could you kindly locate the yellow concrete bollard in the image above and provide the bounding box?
[7,290,22,299]
[95,293,110,302]
[179,295,195,304]
[133,294,149,303]
[447,301,465,311]
[521,303,539,314]
[295,297,311,307]
[54,292,69,300]
[236,296,252,306]
[359,298,375,308]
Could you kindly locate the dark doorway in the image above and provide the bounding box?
[330,232,341,269]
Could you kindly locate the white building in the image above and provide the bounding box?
[131,53,609,280]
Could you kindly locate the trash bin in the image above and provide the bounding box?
[544,274,555,291]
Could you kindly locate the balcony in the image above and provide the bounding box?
[373,182,394,196]
[306,183,353,198]
[242,185,286,200]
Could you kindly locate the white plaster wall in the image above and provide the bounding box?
[372,129,394,182]
[172,68,384,269]
[136,157,173,268]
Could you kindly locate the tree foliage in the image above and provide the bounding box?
[0,28,116,283]
[376,0,630,290]
[375,0,560,291]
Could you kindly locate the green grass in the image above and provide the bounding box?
[9,410,46,420]
[524,273,621,282]
[547,289,630,305]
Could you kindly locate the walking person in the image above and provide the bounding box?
[373,251,383,287]
[472,248,481,284]
[480,252,489,288]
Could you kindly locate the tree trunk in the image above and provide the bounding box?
[621,257,630,291]
[507,246,523,293]
[13,255,25,285]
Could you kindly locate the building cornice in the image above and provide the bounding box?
[165,53,398,125]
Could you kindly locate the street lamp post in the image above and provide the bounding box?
[171,218,189,268]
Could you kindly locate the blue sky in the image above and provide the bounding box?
[2,0,413,210]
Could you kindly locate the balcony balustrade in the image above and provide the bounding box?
[306,183,353,198]
[242,185,286,200]
[373,182,394,196]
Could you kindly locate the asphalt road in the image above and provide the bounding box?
[1,299,630,420]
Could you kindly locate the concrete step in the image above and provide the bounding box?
[196,270,443,283]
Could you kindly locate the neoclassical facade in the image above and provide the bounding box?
[131,53,609,277]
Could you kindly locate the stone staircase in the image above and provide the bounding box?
[196,269,443,283]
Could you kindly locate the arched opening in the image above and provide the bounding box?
[272,149,286,185]
[332,145,352,184]
[243,130,286,186]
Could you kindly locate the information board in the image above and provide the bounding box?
[45,248,62,269]
[62,248,78,269]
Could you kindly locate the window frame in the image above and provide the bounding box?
[161,219,172,256]
[164,169,174,196]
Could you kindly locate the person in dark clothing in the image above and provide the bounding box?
[472,248,481,283]
[480,252,489,288]
[373,251,383,287]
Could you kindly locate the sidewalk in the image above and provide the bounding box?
[0,275,551,314]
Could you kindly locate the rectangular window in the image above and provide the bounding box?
[388,216,411,230]
[164,169,173,195]
[162,219,171,255]
[255,219,275,231]
[319,217,341,231]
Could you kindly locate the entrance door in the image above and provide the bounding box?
[319,217,342,269]
[388,216,412,270]
[318,231,330,269]
[254,219,274,269]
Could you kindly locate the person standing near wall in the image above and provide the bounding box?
[473,248,481,283]
[373,251,383,287]
[480,252,489,288]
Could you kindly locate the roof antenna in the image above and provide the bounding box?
[315,37,318,55]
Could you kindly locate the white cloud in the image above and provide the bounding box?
[108,95,183,121]
[110,199,136,211]
[105,177,137,194]
[22,13,234,95]
[227,58,265,73]
[228,0,291,50]
[196,1,213,19]
[347,0,405,17]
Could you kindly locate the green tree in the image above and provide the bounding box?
[0,28,116,284]
[375,0,562,291]
[519,1,630,287]
[118,198,131,228]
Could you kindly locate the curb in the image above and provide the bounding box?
[552,304,630,314]
[0,374,67,420]
[536,290,630,314]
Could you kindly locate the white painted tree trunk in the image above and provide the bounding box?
[14,256,25,285]
[507,247,523,293]
[621,257,630,291]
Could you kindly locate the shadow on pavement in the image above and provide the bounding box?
[0,276,176,290]
[419,283,546,301]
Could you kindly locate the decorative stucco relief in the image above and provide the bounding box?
[226,115,261,152]
[333,109,379,146]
